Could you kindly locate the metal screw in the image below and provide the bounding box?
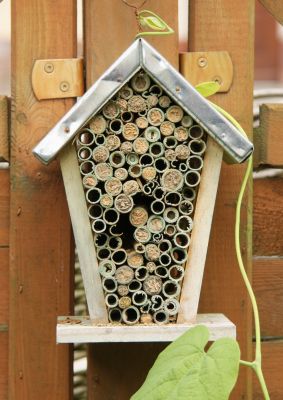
[60,81,70,92]
[64,126,70,133]
[213,75,222,85]
[198,57,207,68]
[175,86,181,93]
[44,63,54,73]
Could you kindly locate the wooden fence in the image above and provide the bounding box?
[0,0,282,399]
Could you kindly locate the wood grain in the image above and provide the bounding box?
[189,1,254,399]
[0,96,9,162]
[10,1,76,399]
[84,1,179,398]
[0,247,9,400]
[0,170,9,246]
[253,176,283,256]
[254,104,283,167]
[259,0,283,25]
[253,257,283,338]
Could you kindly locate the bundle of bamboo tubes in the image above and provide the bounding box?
[75,70,207,325]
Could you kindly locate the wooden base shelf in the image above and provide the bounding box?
[57,313,236,343]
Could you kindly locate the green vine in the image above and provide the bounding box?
[136,10,174,38]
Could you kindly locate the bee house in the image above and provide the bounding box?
[33,39,253,343]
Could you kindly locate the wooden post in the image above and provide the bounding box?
[189,2,254,399]
[84,1,178,398]
[9,1,76,398]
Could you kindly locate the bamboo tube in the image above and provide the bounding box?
[164,149,176,162]
[133,137,149,155]
[153,310,169,325]
[131,72,150,92]
[112,250,128,266]
[94,232,109,247]
[140,313,152,323]
[120,141,133,154]
[92,145,109,163]
[115,265,134,285]
[147,94,159,108]
[152,233,163,243]
[132,290,148,306]
[119,296,132,310]
[149,142,165,158]
[109,151,126,168]
[134,226,151,243]
[155,265,169,279]
[99,260,116,278]
[117,285,129,297]
[105,134,121,151]
[145,243,160,261]
[179,162,188,173]
[151,295,163,311]
[128,279,142,292]
[181,115,193,128]
[108,308,122,323]
[116,97,128,111]
[88,204,103,219]
[187,155,203,171]
[177,216,193,233]
[130,206,148,227]
[128,95,147,113]
[108,118,123,135]
[119,85,133,100]
[184,170,201,187]
[164,224,176,237]
[179,200,194,216]
[89,114,107,134]
[86,187,102,204]
[140,153,154,167]
[158,95,171,108]
[109,224,123,237]
[135,116,148,129]
[162,280,181,298]
[147,216,165,235]
[189,139,206,155]
[128,164,142,178]
[78,146,92,161]
[142,166,157,181]
[154,157,169,173]
[152,186,165,200]
[82,174,98,189]
[102,277,118,293]
[164,207,179,224]
[94,163,113,181]
[127,251,144,269]
[170,247,188,265]
[169,265,185,282]
[166,105,183,123]
[161,169,184,191]
[134,242,145,254]
[174,126,189,142]
[150,200,165,215]
[126,152,139,165]
[160,120,175,137]
[143,275,162,295]
[122,306,140,325]
[188,125,204,140]
[97,247,111,261]
[158,239,172,253]
[79,160,95,175]
[77,128,95,146]
[144,126,160,142]
[173,232,190,249]
[121,111,133,123]
[108,236,123,251]
[164,298,180,316]
[175,144,190,160]
[105,293,119,308]
[114,167,128,181]
[146,261,156,273]
[94,134,106,146]
[147,108,165,126]
[141,90,150,98]
[182,186,196,201]
[102,100,120,119]
[160,253,172,267]
[164,191,182,206]
[149,84,163,97]
[135,266,148,281]
[123,180,139,196]
[163,136,178,149]
[105,177,123,196]
[100,193,114,209]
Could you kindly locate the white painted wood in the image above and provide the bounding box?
[178,138,223,323]
[57,313,235,343]
[60,144,108,322]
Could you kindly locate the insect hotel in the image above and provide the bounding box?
[33,39,253,343]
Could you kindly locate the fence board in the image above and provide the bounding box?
[9,1,76,399]
[0,247,9,400]
[189,1,254,399]
[0,170,9,246]
[84,1,178,398]
[254,177,283,256]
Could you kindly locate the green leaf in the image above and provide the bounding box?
[195,81,221,98]
[139,15,167,31]
[131,325,240,400]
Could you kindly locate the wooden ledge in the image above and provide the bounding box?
[57,313,236,343]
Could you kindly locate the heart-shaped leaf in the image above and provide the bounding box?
[195,81,221,98]
[131,325,240,400]
[136,10,174,38]
[139,16,167,31]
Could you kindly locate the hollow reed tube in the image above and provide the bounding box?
[109,224,123,237]
[94,232,109,248]
[151,295,163,311]
[134,242,146,254]
[164,224,176,237]
[103,208,120,226]
[96,247,111,261]
[169,265,185,282]
[109,118,123,134]
[92,218,106,234]
[132,290,148,306]
[121,111,133,123]
[179,162,188,173]
[126,152,139,165]
[102,277,118,293]
[184,170,201,187]
[164,207,179,224]
[94,134,106,146]
[155,266,169,279]
[177,215,193,233]
[160,253,172,267]
[153,310,169,325]
[108,308,122,323]
[149,142,165,158]
[147,215,165,234]
[170,247,188,265]
[188,124,204,140]
[179,200,194,216]
[78,146,92,161]
[158,239,172,253]
[144,126,160,142]
[162,280,181,298]
[164,191,182,207]
[114,167,128,181]
[181,115,193,128]
[135,266,148,281]
[114,194,134,214]
[189,139,206,155]
[152,186,165,200]
[108,236,123,251]
[154,157,169,173]
[182,186,196,201]
[80,160,95,176]
[122,306,140,325]
[163,136,178,149]
[152,233,163,243]
[109,151,126,168]
[77,128,95,146]
[128,279,142,293]
[128,164,142,178]
[150,200,165,215]
[88,204,103,220]
[112,250,128,266]
[105,293,119,308]
[187,155,203,171]
[173,232,190,249]
[140,153,154,167]
[164,298,180,316]
[99,260,116,278]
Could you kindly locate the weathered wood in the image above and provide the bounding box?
[0,170,9,246]
[253,176,283,256]
[253,341,283,399]
[60,144,107,322]
[254,104,283,167]
[0,247,9,400]
[84,1,179,398]
[180,51,233,92]
[32,58,84,100]
[253,257,283,337]
[178,138,223,322]
[0,96,9,162]
[189,2,254,399]
[10,1,76,399]
[57,314,236,343]
[259,0,283,25]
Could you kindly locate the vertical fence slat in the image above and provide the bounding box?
[84,1,178,398]
[9,1,76,399]
[189,1,254,399]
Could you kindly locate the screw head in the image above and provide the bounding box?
[60,81,70,92]
[44,63,54,73]
[213,75,222,85]
[64,126,70,133]
[198,57,207,68]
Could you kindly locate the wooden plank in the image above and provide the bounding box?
[0,96,9,162]
[254,104,283,167]
[253,177,283,256]
[60,145,107,322]
[9,1,76,399]
[189,1,254,399]
[57,314,236,343]
[253,257,283,337]
[253,341,283,399]
[259,0,283,25]
[84,1,179,398]
[0,248,9,400]
[178,138,223,322]
[0,169,9,246]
